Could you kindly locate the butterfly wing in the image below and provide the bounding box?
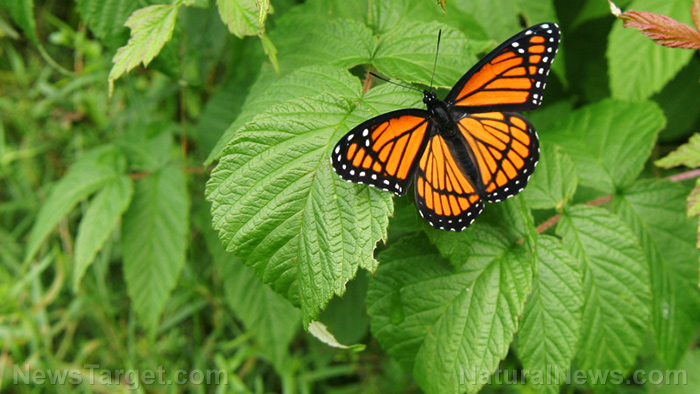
[455,111,538,203]
[445,23,560,112]
[331,110,432,196]
[414,134,484,231]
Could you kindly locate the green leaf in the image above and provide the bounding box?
[546,99,665,194]
[259,32,279,74]
[374,22,475,88]
[654,58,700,142]
[650,349,700,393]
[216,0,263,38]
[656,133,700,168]
[108,4,179,96]
[556,206,650,386]
[367,229,534,394]
[518,235,582,394]
[274,18,374,72]
[453,0,521,41]
[73,174,134,291]
[25,146,124,263]
[426,197,534,268]
[206,78,406,324]
[608,0,695,100]
[369,0,487,39]
[207,64,361,163]
[3,0,38,45]
[307,321,365,351]
[122,165,188,334]
[613,179,700,368]
[76,0,139,48]
[522,145,577,210]
[689,179,700,218]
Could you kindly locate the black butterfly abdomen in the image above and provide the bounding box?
[424,98,481,188]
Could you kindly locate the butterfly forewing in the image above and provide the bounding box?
[456,112,538,202]
[445,23,560,112]
[414,134,484,231]
[331,110,431,196]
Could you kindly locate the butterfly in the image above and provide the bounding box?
[331,23,560,231]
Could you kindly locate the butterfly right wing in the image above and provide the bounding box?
[414,134,484,231]
[331,110,431,196]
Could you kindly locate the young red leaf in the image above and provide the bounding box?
[693,0,700,32]
[609,0,700,49]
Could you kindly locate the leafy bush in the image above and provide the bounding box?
[2,0,700,393]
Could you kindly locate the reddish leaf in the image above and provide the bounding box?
[608,0,700,49]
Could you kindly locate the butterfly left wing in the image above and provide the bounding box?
[414,134,484,231]
[456,111,539,203]
[445,23,560,112]
[331,110,431,196]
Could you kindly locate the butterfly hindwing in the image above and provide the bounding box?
[331,110,431,196]
[445,23,560,112]
[456,111,538,202]
[414,134,484,231]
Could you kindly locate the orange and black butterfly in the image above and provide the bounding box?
[331,23,560,231]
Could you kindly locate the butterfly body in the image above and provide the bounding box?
[332,23,560,231]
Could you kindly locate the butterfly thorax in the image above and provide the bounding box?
[423,90,457,136]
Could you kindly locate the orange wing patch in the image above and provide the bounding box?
[457,112,539,202]
[414,135,484,231]
[332,112,430,196]
[446,23,560,111]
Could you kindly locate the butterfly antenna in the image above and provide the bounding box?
[429,29,442,90]
[369,72,422,93]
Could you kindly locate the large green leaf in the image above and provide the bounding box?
[556,206,650,388]
[108,4,179,95]
[613,179,700,368]
[608,0,695,100]
[207,73,412,324]
[76,0,140,48]
[73,174,134,290]
[427,196,536,268]
[650,349,700,393]
[274,18,375,72]
[25,146,125,263]
[373,21,475,88]
[367,227,534,394]
[207,65,361,163]
[546,99,665,194]
[122,165,188,334]
[368,0,489,44]
[518,235,582,394]
[521,144,577,210]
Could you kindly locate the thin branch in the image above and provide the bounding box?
[668,168,700,182]
[536,169,700,234]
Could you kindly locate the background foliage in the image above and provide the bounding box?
[2,0,700,393]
